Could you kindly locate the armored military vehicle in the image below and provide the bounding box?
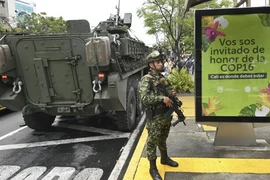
[0,12,151,132]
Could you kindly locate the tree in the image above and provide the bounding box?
[0,20,5,33]
[15,12,67,34]
[137,0,232,59]
[0,17,16,33]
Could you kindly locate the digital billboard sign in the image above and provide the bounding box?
[195,7,270,122]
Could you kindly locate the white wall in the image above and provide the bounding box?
[251,0,269,6]
[7,0,16,18]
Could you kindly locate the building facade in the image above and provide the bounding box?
[0,0,36,28]
[0,0,36,20]
[14,0,36,16]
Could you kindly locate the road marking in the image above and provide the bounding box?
[11,166,47,180]
[0,126,27,141]
[42,167,75,180]
[0,166,103,180]
[123,118,191,180]
[134,157,270,180]
[197,124,217,131]
[73,168,103,180]
[108,114,146,180]
[123,122,148,180]
[0,134,129,151]
[202,125,217,131]
[0,117,127,143]
[53,121,125,135]
[124,121,270,180]
[0,165,21,180]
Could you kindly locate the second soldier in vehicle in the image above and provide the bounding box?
[139,50,178,180]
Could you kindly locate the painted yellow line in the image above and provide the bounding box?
[134,157,270,180]
[179,96,194,106]
[123,127,148,180]
[124,95,195,179]
[202,125,217,131]
[124,96,270,180]
[125,95,195,179]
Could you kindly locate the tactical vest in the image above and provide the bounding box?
[143,73,170,116]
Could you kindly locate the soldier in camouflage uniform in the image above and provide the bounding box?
[139,50,178,180]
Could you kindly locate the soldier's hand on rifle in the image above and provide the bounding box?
[163,96,173,107]
[172,89,176,96]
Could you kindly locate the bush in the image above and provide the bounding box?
[168,68,194,93]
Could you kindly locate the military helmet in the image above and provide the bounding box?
[146,50,164,63]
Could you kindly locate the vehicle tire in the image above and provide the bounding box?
[136,92,143,116]
[132,77,143,117]
[23,112,56,131]
[115,86,137,132]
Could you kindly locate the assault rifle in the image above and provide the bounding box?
[156,83,186,126]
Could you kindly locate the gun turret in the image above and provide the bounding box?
[92,0,132,35]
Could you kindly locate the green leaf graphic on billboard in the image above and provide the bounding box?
[239,104,260,116]
[202,33,210,52]
[258,14,270,27]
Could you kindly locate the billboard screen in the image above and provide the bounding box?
[195,7,270,122]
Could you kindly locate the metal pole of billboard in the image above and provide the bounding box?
[213,122,256,146]
[246,0,251,7]
[235,0,247,7]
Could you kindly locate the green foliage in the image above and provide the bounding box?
[153,41,170,52]
[168,68,194,93]
[14,12,66,34]
[137,0,232,57]
[0,21,5,33]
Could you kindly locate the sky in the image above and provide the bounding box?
[33,0,269,46]
[246,0,269,6]
[33,0,157,46]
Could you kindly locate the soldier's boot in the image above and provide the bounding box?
[160,151,179,167]
[149,158,162,180]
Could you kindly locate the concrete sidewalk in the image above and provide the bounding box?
[123,95,270,180]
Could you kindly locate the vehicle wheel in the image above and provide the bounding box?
[136,92,143,116]
[23,112,56,131]
[115,86,137,131]
[132,77,143,117]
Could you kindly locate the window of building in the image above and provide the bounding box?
[0,1,5,8]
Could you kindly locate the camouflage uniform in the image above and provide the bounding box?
[139,71,172,160]
[139,50,178,180]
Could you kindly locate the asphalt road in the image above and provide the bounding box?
[0,110,144,180]
[0,110,24,137]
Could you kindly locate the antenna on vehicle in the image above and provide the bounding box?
[115,0,120,26]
